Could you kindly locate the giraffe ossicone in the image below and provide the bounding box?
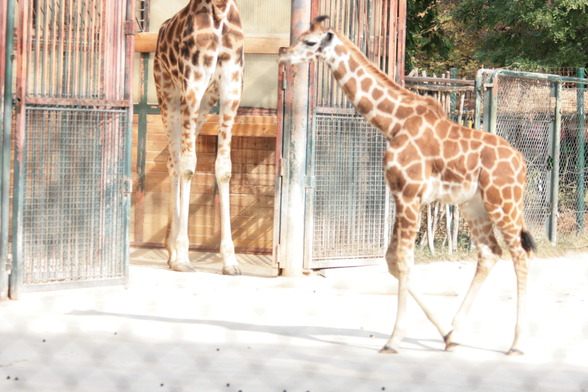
[280,16,537,355]
[154,0,244,275]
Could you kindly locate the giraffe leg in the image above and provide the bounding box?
[154,68,195,272]
[216,68,243,275]
[495,220,530,356]
[380,198,423,354]
[506,248,528,356]
[444,194,501,351]
[164,79,212,272]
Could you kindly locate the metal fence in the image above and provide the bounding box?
[476,69,587,245]
[306,111,393,268]
[2,0,135,297]
[20,107,129,286]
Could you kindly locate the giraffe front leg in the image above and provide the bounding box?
[216,102,241,276]
[166,152,197,272]
[380,198,421,354]
[215,139,240,275]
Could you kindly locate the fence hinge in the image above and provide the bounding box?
[123,178,133,195]
[125,20,136,36]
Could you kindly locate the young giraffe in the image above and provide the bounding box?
[154,0,244,274]
[280,16,537,355]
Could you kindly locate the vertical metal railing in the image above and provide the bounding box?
[576,68,585,232]
[1,0,16,299]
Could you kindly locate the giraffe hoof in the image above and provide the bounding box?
[506,348,524,356]
[443,331,459,351]
[169,263,196,272]
[222,265,242,276]
[378,345,399,354]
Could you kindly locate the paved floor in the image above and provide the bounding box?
[1,250,587,392]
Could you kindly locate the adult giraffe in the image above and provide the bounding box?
[154,0,243,274]
[279,16,537,355]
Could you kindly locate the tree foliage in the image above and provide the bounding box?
[406,0,588,74]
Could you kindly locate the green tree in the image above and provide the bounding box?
[453,0,588,69]
[406,0,453,74]
[406,0,481,76]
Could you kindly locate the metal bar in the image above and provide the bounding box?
[396,0,406,83]
[134,52,149,243]
[10,0,32,299]
[1,0,16,300]
[548,81,562,244]
[122,0,136,285]
[25,96,131,108]
[576,68,585,232]
[488,72,498,134]
[388,0,397,79]
[404,76,475,86]
[273,51,287,266]
[484,68,587,86]
[303,112,316,269]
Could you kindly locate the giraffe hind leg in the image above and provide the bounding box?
[444,194,502,351]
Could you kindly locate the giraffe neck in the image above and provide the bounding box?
[323,32,427,137]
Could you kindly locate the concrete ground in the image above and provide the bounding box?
[1,249,587,392]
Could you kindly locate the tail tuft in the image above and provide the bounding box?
[521,229,537,254]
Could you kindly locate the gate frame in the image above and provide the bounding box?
[7,0,136,298]
[474,69,587,245]
[276,0,407,273]
[0,0,16,300]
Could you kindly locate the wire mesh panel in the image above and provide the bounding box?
[477,69,588,244]
[21,107,128,287]
[493,76,555,234]
[307,112,393,268]
[558,83,587,234]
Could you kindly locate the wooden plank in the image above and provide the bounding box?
[145,114,277,138]
[135,32,290,54]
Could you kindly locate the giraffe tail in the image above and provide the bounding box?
[520,229,537,255]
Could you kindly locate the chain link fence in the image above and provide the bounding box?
[477,70,588,247]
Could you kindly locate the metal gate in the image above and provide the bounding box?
[303,0,405,269]
[5,0,135,297]
[475,69,587,245]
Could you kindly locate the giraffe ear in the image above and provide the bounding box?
[311,15,329,31]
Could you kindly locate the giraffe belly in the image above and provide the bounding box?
[422,176,478,205]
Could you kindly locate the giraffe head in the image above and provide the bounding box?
[279,16,336,65]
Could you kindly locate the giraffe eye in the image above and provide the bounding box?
[304,40,318,46]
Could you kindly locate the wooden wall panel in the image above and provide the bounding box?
[131,114,276,254]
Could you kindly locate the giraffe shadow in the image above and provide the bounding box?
[68,310,447,352]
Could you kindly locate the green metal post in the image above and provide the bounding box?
[488,72,498,134]
[548,81,562,245]
[1,0,16,300]
[450,68,457,122]
[576,68,585,232]
[474,70,485,130]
